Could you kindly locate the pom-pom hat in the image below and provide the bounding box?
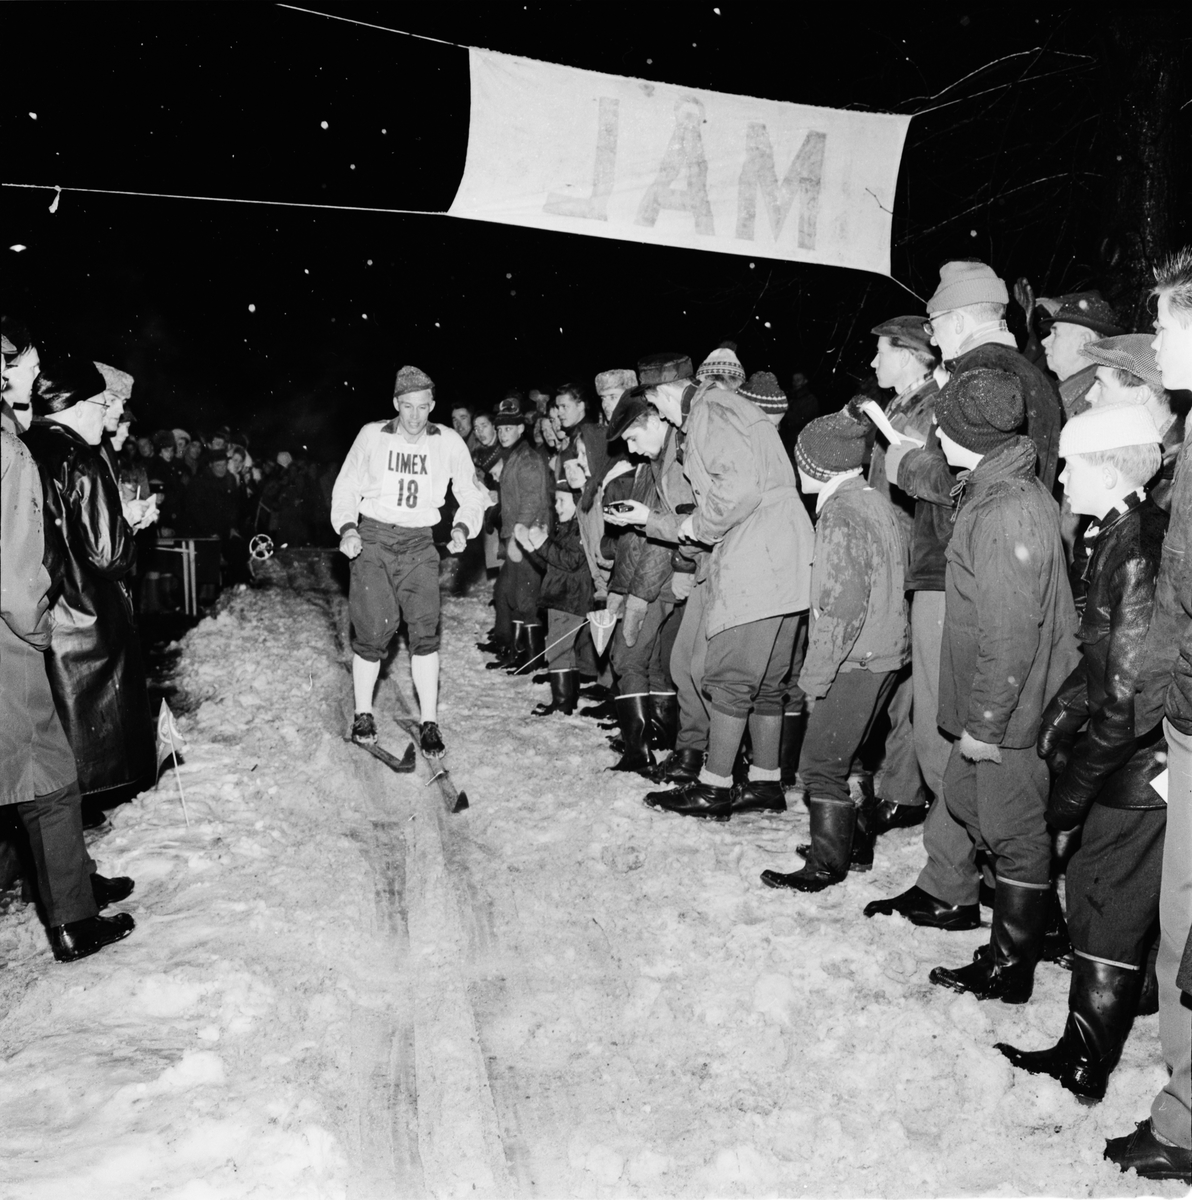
[738,371,788,415]
[934,367,1024,455]
[695,342,745,383]
[795,406,870,481]
[393,364,435,398]
[1059,403,1163,458]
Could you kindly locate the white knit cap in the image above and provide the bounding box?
[1059,403,1163,457]
[696,344,745,382]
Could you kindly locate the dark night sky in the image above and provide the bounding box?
[4,2,1190,458]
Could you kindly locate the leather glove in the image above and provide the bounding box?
[622,595,649,647]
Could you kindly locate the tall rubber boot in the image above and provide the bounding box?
[509,622,544,674]
[1041,881,1074,967]
[779,711,806,788]
[761,798,855,893]
[648,692,678,752]
[930,880,1049,1003]
[533,669,579,717]
[608,694,655,775]
[995,955,1141,1100]
[485,620,523,670]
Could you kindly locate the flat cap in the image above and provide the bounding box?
[1083,334,1164,394]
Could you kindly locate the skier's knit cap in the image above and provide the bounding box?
[595,368,638,395]
[695,342,746,383]
[935,367,1024,455]
[492,397,526,427]
[1082,334,1164,394]
[606,385,654,443]
[637,352,694,387]
[926,260,1009,315]
[739,371,788,415]
[393,365,435,398]
[1059,403,1162,458]
[795,405,870,481]
[871,315,934,358]
[1045,291,1123,338]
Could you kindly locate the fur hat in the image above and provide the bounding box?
[393,365,435,398]
[152,429,175,451]
[926,260,1009,315]
[94,361,134,402]
[1059,403,1163,458]
[870,316,934,359]
[935,368,1024,455]
[738,371,788,415]
[595,368,638,396]
[695,342,745,383]
[637,353,694,387]
[1082,334,1164,394]
[1045,291,1123,338]
[795,406,870,481]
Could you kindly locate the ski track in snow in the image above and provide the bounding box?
[0,558,1183,1199]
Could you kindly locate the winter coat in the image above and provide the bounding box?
[867,376,940,537]
[683,386,815,637]
[891,424,959,593]
[580,457,632,599]
[1039,495,1168,826]
[20,421,155,795]
[607,461,675,605]
[950,340,1063,492]
[1137,427,1192,736]
[184,467,243,539]
[1,432,78,805]
[938,436,1079,749]
[1150,411,1184,515]
[498,438,552,539]
[1058,363,1097,420]
[560,421,611,516]
[524,517,593,617]
[799,477,909,699]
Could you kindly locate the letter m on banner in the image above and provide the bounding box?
[449,50,911,277]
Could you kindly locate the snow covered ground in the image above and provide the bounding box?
[0,557,1184,1199]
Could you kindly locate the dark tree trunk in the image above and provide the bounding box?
[1097,12,1192,331]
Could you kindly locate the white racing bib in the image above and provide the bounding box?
[379,440,436,516]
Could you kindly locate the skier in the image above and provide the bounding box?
[331,365,488,756]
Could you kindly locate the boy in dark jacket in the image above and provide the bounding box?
[996,403,1168,1098]
[761,408,909,893]
[927,368,1079,1004]
[516,482,593,715]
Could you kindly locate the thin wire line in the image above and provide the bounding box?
[275,4,465,48]
[1,181,442,217]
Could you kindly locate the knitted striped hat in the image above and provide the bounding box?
[795,406,870,480]
[739,371,788,415]
[696,342,745,383]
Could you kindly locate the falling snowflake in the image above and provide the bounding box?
[248,304,256,313]
[320,120,329,130]
[29,112,37,120]
[366,259,373,266]
[764,321,772,329]
[9,244,27,252]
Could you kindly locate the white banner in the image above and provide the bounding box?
[449,49,911,277]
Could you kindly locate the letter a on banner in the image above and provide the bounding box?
[449,49,912,277]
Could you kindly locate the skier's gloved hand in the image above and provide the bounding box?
[447,524,468,554]
[339,529,364,559]
[622,595,649,647]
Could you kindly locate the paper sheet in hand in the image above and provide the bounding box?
[859,400,924,447]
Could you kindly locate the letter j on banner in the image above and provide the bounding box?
[449,49,911,277]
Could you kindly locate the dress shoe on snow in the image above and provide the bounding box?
[643,780,731,821]
[91,873,135,909]
[50,912,135,963]
[863,885,981,930]
[930,881,1048,1004]
[763,797,854,892]
[869,799,927,835]
[994,957,1139,1102]
[1104,1120,1192,1183]
[652,748,703,784]
[732,780,787,813]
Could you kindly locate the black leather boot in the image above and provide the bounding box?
[995,956,1141,1101]
[778,711,805,788]
[931,881,1049,1003]
[652,747,703,784]
[1040,882,1074,967]
[608,694,655,774]
[1104,1120,1192,1182]
[648,692,678,752]
[485,621,522,670]
[849,777,878,872]
[733,779,787,813]
[863,885,981,930]
[91,873,135,909]
[533,669,579,716]
[761,798,855,892]
[869,798,928,835]
[50,912,136,963]
[643,778,731,821]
